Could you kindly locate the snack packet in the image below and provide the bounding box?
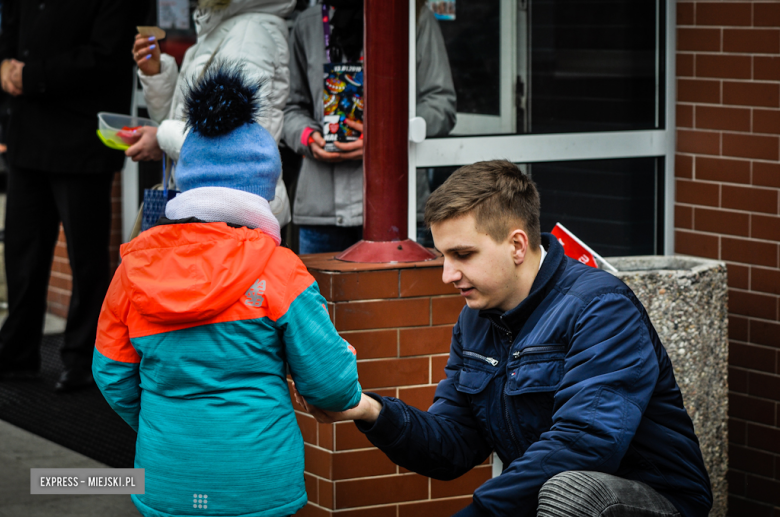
[137,26,166,40]
[322,63,363,152]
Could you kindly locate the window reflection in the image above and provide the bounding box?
[421,158,663,257]
[532,157,663,256]
[429,0,661,137]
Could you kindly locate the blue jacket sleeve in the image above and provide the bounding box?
[357,321,493,480]
[278,278,362,412]
[93,347,141,433]
[457,292,661,516]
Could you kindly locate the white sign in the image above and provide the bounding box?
[158,0,190,30]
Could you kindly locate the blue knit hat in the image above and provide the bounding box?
[175,63,280,201]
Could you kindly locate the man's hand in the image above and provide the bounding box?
[292,382,382,424]
[125,126,162,161]
[332,119,363,160]
[132,34,161,76]
[1,59,24,96]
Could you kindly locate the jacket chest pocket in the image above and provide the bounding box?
[504,345,565,444]
[506,345,565,395]
[456,351,500,397]
[456,367,495,394]
[454,359,498,442]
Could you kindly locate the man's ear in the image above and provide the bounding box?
[509,229,530,265]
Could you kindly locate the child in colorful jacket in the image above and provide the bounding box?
[93,64,362,517]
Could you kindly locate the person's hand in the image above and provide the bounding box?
[9,60,23,92]
[1,59,24,96]
[125,126,162,161]
[333,119,363,160]
[308,130,346,163]
[132,34,161,76]
[292,382,382,424]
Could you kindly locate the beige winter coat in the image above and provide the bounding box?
[139,0,294,225]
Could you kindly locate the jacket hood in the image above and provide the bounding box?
[119,223,277,324]
[195,0,295,35]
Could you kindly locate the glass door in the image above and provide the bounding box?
[441,0,521,136]
[410,0,675,257]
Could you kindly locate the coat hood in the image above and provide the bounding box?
[194,0,295,35]
[118,223,277,324]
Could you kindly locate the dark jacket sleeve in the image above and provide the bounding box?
[455,292,661,517]
[0,0,20,63]
[21,0,138,100]
[357,321,493,480]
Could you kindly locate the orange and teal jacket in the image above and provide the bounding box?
[93,222,361,517]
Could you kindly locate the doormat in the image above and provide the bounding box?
[0,334,136,467]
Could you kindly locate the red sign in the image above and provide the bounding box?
[551,223,597,268]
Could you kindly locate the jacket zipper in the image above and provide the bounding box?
[495,332,523,455]
[489,319,513,341]
[463,350,499,366]
[503,388,522,455]
[512,344,565,359]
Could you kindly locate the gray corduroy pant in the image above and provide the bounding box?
[537,471,681,517]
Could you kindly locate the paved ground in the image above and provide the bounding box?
[0,420,140,516]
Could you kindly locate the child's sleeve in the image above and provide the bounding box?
[277,263,362,412]
[93,272,142,432]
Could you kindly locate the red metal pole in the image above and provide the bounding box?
[362,0,408,241]
[336,0,436,263]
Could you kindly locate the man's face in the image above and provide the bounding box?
[432,213,521,312]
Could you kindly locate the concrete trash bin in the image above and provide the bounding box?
[607,255,728,517]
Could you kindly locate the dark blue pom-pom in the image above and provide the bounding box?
[184,61,265,137]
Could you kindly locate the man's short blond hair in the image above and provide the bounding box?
[424,160,541,249]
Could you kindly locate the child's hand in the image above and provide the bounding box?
[308,131,345,163]
[292,382,381,424]
[333,119,363,160]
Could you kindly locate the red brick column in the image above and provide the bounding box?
[675,2,780,514]
[295,254,492,516]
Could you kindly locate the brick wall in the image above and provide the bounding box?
[675,2,780,514]
[296,254,491,516]
[47,172,123,318]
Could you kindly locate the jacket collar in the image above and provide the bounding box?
[156,216,249,229]
[479,233,565,336]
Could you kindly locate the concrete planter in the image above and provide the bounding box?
[608,255,728,517]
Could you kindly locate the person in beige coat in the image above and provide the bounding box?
[129,0,294,225]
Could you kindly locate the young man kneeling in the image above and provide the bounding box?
[298,160,712,517]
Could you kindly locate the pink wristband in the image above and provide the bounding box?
[301,127,315,147]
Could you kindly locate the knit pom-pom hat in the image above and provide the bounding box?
[175,62,281,201]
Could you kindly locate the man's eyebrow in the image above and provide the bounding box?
[443,245,475,253]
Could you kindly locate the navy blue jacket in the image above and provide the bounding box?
[358,234,712,516]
